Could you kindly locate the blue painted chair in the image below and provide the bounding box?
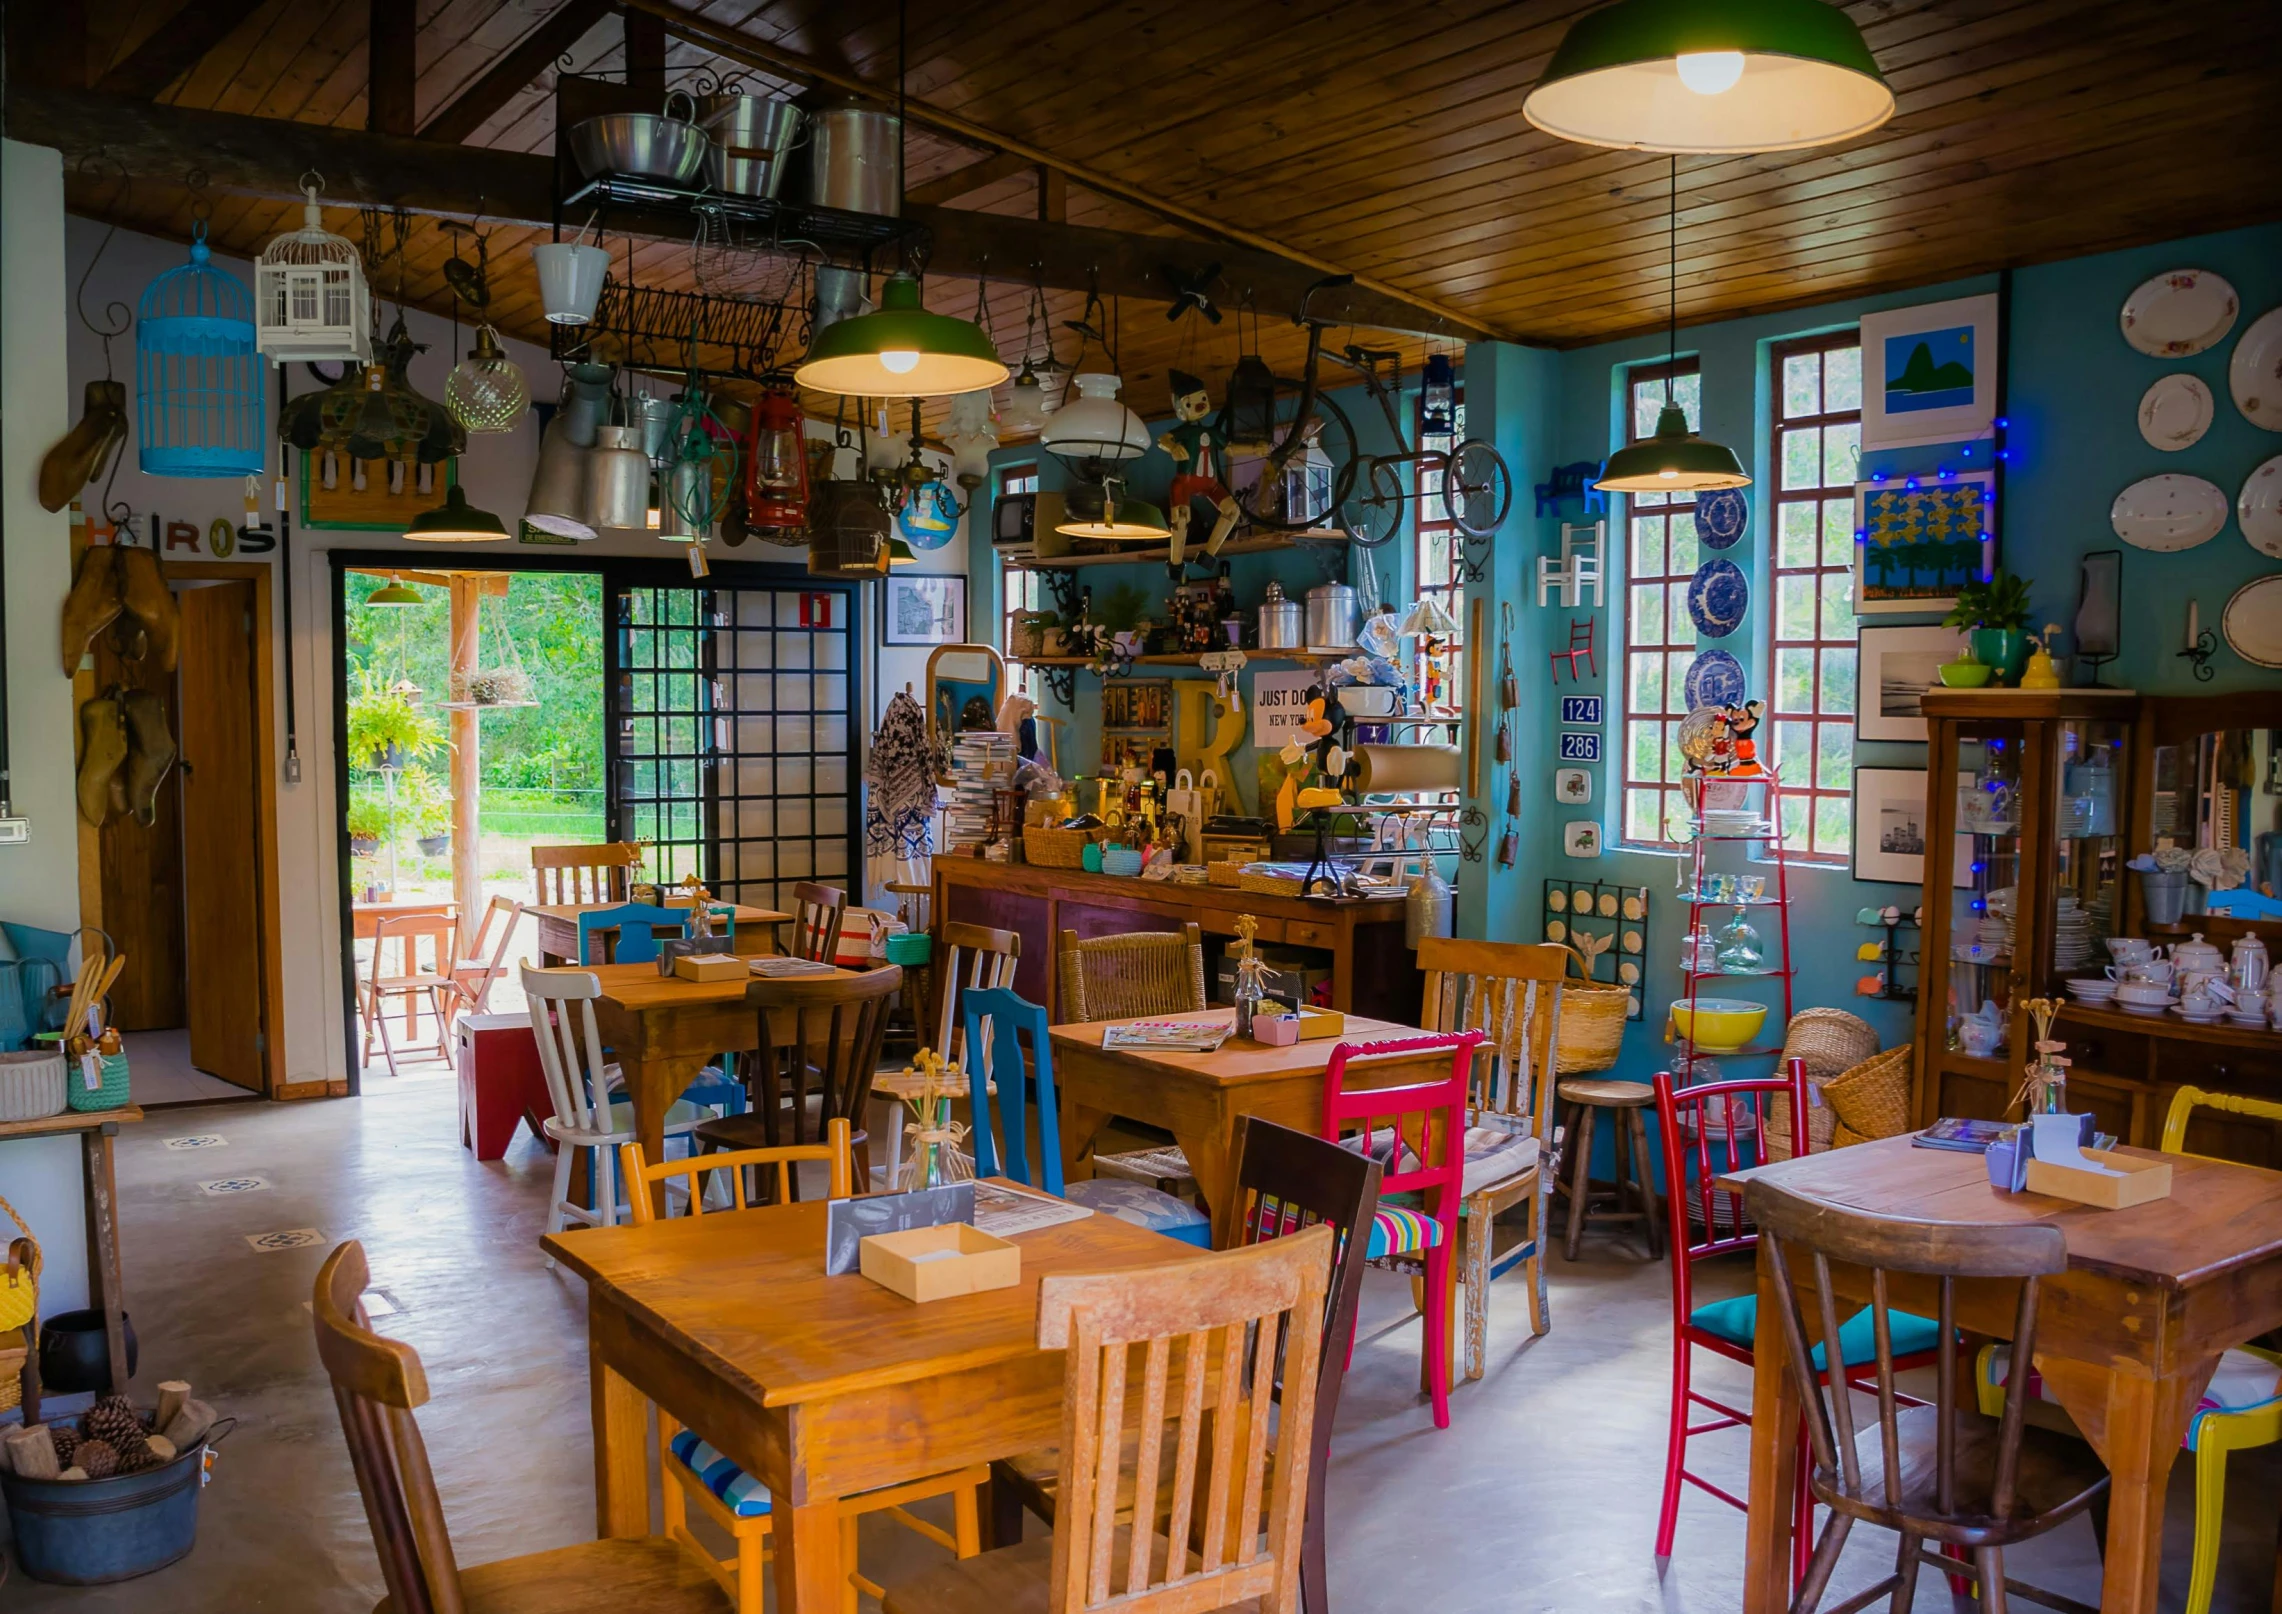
[576,904,744,1120]
[961,985,1211,1248]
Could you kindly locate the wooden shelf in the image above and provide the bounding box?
[1008,651,1347,670]
[2057,999,2282,1051]
[1002,531,1349,571]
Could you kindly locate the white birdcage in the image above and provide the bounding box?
[255,175,371,364]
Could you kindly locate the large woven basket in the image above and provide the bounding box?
[1822,1044,1914,1145]
[1023,826,1101,868]
[1765,1009,1880,1158]
[1553,947,1630,1074]
[0,1049,68,1123]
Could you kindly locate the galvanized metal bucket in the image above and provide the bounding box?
[1,1423,229,1585]
[806,98,902,215]
[698,93,806,199]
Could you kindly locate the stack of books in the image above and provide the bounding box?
[946,732,1012,851]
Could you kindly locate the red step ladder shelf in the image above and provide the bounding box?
[1674,771,1795,1068]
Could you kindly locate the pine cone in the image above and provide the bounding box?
[75,1438,119,1479]
[82,1395,146,1450]
[113,1437,163,1475]
[48,1425,79,1467]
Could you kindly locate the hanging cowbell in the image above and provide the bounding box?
[135,223,265,477]
[254,177,372,364]
[744,379,810,534]
[942,389,1000,490]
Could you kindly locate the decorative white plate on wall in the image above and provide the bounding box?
[2222,575,2282,668]
[2120,268,2239,357]
[2110,473,2229,551]
[2229,306,2282,430]
[2137,374,2213,450]
[2238,456,2282,558]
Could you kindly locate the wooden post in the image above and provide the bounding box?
[367,0,417,136]
[624,9,667,96]
[447,573,483,930]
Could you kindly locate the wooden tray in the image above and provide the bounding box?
[859,1223,1021,1302]
[2023,1148,2172,1210]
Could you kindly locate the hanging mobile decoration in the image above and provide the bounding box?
[254,172,372,364]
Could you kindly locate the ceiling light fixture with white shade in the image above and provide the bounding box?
[1524,0,1894,154]
[1039,373,1152,473]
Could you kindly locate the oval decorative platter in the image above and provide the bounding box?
[2109,473,2228,552]
[2120,268,2238,357]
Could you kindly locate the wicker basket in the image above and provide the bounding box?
[66,1050,132,1114]
[1023,825,1101,868]
[1823,1044,1914,1144]
[1830,1122,1873,1150]
[1765,1009,1879,1158]
[1238,865,1305,896]
[0,1049,68,1123]
[1206,861,1246,888]
[1553,947,1631,1075]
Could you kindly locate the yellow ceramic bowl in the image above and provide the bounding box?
[1671,997,1769,1054]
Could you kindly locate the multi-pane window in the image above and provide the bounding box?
[1766,334,1863,862]
[1413,390,1465,704]
[1620,360,1703,848]
[996,464,1041,651]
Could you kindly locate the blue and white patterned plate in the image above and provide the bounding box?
[1684,649,1746,711]
[1694,488,1749,550]
[1687,559,1749,639]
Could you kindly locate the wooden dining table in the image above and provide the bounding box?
[528,900,791,966]
[585,956,860,1211]
[1048,1008,1447,1245]
[542,1187,1203,1614]
[1720,1134,2282,1614]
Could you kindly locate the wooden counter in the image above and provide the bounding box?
[932,856,1420,1021]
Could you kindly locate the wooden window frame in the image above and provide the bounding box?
[1765,330,1863,865]
[1619,357,1702,850]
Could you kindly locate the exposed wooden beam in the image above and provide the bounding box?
[904,150,1033,208]
[420,0,616,145]
[11,87,1491,340]
[367,0,417,136]
[622,7,667,95]
[11,3,88,90]
[93,0,256,99]
[616,0,1504,341]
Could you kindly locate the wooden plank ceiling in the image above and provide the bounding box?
[46,0,2282,430]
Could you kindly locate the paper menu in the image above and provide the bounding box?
[2030,1113,2120,1176]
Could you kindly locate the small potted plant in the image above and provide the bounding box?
[1942,570,2035,685]
[346,794,389,858]
[406,767,452,856]
[346,671,443,770]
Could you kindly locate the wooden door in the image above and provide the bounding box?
[178,582,265,1091]
[93,619,185,1030]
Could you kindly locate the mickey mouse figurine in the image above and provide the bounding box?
[1721,699,1766,777]
[1158,370,1242,567]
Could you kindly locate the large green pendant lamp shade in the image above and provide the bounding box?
[793,273,1009,398]
[1524,0,1894,154]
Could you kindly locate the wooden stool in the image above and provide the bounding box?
[1557,1077,1662,1260]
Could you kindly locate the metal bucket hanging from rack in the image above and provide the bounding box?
[135,223,266,477]
[439,594,538,711]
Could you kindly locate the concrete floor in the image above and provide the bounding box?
[3,1081,2275,1612]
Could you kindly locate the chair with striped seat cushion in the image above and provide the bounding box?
[961,986,1213,1249]
[670,1430,773,1518]
[1367,1203,1445,1258]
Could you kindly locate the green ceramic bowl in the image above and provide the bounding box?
[1938,659,1993,688]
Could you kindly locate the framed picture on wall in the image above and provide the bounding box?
[1856,624,1969,740]
[1859,293,2000,450]
[1853,472,1996,616]
[882,573,968,646]
[1853,768,1972,887]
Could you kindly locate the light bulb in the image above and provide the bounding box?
[1676,51,1745,95]
[1659,468,1679,480]
[879,349,921,374]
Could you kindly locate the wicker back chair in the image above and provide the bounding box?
[1056,923,1207,1022]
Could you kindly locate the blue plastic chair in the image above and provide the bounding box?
[576,904,744,1118]
[962,986,1211,1248]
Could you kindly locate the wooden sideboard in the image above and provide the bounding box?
[931,858,1421,1023]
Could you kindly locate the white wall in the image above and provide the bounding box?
[2,141,94,1315]
[50,207,970,1088]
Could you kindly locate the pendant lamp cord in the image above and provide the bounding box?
[1666,154,1677,407]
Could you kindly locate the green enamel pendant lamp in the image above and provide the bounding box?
[1525,0,1894,154]
[793,273,1009,399]
[404,482,513,542]
[1596,159,1749,495]
[367,574,424,606]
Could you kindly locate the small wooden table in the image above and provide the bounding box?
[0,1106,142,1412]
[1049,1009,1441,1244]
[528,900,792,966]
[543,1190,1200,1614]
[350,899,454,940]
[1720,1135,2282,1614]
[586,958,861,1210]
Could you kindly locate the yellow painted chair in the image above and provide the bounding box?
[620,1123,987,1614]
[1975,1085,2282,1614]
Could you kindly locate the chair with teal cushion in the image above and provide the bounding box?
[961,985,1211,1248]
[576,904,744,1118]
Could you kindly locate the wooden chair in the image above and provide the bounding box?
[312,1239,729,1614]
[790,881,849,964]
[532,841,643,905]
[575,901,735,967]
[1057,925,1209,1199]
[449,895,523,1017]
[359,912,457,1076]
[991,1117,1382,1614]
[1416,936,1566,1380]
[1320,1032,1479,1429]
[881,1224,1335,1614]
[523,964,706,1266]
[1967,1084,2282,1614]
[696,966,901,1192]
[1746,1175,2112,1614]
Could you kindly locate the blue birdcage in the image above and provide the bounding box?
[135,223,265,477]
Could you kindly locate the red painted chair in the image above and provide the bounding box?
[1651,1060,1948,1585]
[1321,1030,1482,1429]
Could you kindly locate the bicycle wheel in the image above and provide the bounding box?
[1443,437,1513,538]
[1340,456,1406,549]
[1231,390,1360,532]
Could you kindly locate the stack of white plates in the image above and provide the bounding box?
[2053,897,2094,970]
[2065,976,2118,1005]
[1694,809,1770,838]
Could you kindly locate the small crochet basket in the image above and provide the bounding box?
[66,1050,132,1114]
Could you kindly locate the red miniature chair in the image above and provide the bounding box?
[1321,1031,1481,1429]
[1651,1061,1949,1586]
[1550,615,1596,682]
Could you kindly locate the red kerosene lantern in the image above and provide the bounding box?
[744,377,809,533]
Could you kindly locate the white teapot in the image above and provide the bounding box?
[2170,932,2224,973]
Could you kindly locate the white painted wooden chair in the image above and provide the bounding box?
[522,964,704,1267]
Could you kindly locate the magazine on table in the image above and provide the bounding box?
[751,956,838,978]
[1102,1017,1234,1054]
[972,1180,1094,1237]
